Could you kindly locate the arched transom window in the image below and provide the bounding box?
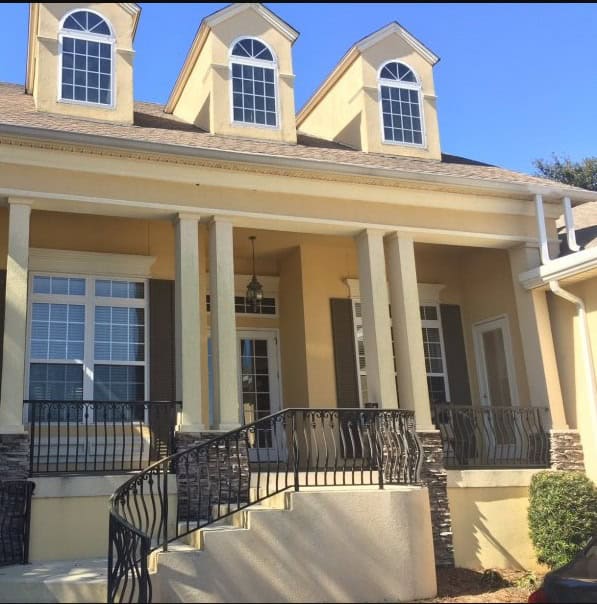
[60,10,114,106]
[379,61,423,146]
[230,38,277,127]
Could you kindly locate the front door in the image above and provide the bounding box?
[473,316,519,460]
[237,330,282,459]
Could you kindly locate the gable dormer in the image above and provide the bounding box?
[297,22,441,160]
[165,3,299,144]
[26,3,139,124]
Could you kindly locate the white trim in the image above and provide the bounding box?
[518,246,597,289]
[25,272,149,412]
[205,3,299,42]
[29,248,156,278]
[57,9,116,110]
[378,60,426,149]
[355,22,439,66]
[472,315,519,407]
[229,37,280,131]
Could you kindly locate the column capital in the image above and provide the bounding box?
[175,212,201,224]
[356,228,386,242]
[385,231,414,244]
[207,214,234,226]
[7,197,33,208]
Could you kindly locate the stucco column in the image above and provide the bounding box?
[175,214,205,432]
[508,244,568,429]
[356,229,398,409]
[0,201,32,433]
[209,218,240,430]
[386,233,434,430]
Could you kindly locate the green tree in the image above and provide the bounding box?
[534,155,597,191]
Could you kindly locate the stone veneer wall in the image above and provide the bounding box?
[417,430,455,567]
[550,430,585,472]
[175,432,250,521]
[0,433,30,479]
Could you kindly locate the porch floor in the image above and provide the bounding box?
[0,557,106,604]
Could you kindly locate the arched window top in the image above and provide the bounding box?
[379,61,418,85]
[231,38,274,62]
[62,10,112,37]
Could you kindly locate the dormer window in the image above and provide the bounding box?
[379,61,423,146]
[59,10,114,107]
[230,38,278,127]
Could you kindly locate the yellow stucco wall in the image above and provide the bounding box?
[172,8,297,143]
[298,31,441,159]
[0,209,536,417]
[549,277,597,482]
[31,3,136,124]
[448,485,542,571]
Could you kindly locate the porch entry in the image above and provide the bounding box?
[237,330,282,458]
[473,316,519,454]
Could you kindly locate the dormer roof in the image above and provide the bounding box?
[25,2,141,95]
[165,3,299,114]
[297,21,438,127]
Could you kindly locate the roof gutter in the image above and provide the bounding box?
[1,122,596,204]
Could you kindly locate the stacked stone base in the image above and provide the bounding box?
[0,433,30,479]
[550,429,585,472]
[174,432,250,522]
[417,430,454,568]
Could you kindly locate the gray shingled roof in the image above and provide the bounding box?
[0,81,593,198]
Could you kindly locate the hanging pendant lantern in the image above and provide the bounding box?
[246,236,263,310]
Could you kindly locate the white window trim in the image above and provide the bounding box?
[228,36,281,131]
[206,274,280,318]
[25,272,149,413]
[57,8,117,110]
[472,315,520,408]
[346,279,450,406]
[378,59,427,149]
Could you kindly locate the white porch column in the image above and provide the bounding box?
[356,229,398,409]
[209,218,240,430]
[175,214,205,432]
[0,201,32,433]
[386,233,434,430]
[509,244,568,429]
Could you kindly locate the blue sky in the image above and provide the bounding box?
[1,3,595,174]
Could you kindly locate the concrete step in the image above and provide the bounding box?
[0,558,107,603]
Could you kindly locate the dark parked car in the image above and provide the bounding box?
[529,536,597,603]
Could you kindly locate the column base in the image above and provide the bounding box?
[550,429,585,472]
[0,432,30,479]
[417,430,455,568]
[177,424,209,434]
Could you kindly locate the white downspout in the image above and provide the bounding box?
[548,280,597,429]
[562,197,581,253]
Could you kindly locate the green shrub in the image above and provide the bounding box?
[528,471,597,568]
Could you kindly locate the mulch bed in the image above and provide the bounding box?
[419,567,545,603]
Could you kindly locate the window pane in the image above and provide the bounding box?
[31,303,85,361]
[95,305,146,362]
[29,363,83,401]
[94,365,144,401]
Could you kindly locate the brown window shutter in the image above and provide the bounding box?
[440,304,472,404]
[330,298,360,409]
[149,279,176,460]
[0,270,5,395]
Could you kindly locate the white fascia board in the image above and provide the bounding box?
[2,123,596,205]
[519,247,597,289]
[355,22,440,66]
[205,3,299,42]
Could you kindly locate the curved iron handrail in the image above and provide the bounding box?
[108,407,421,603]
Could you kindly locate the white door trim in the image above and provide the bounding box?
[472,315,519,408]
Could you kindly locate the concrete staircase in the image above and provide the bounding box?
[151,485,437,603]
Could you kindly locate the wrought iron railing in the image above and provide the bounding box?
[26,401,181,475]
[432,404,550,469]
[108,408,421,603]
[0,480,35,567]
